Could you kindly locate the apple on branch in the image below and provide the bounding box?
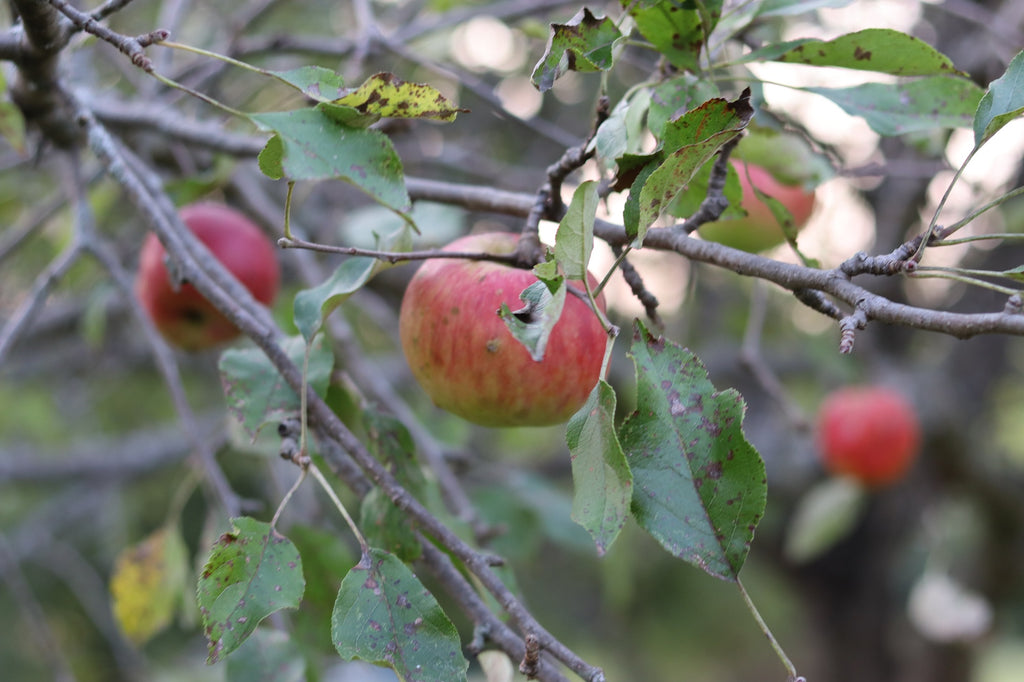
[698,160,816,253]
[399,232,608,428]
[135,202,281,352]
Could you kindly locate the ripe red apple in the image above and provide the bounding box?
[399,232,608,428]
[816,386,922,487]
[698,160,816,253]
[135,202,280,351]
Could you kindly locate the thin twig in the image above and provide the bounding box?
[47,0,168,71]
[277,235,524,266]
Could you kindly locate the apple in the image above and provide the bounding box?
[698,160,816,253]
[398,232,608,428]
[135,202,280,351]
[816,386,922,487]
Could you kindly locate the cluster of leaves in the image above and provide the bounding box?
[100,1,1024,681]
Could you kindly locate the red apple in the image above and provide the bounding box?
[399,232,608,427]
[135,202,280,351]
[816,386,922,487]
[698,160,816,253]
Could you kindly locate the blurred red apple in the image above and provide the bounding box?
[816,386,922,487]
[698,160,816,253]
[399,232,607,427]
[135,202,280,351]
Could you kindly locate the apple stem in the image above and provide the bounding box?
[736,577,802,681]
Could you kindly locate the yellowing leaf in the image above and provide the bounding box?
[333,72,468,123]
[110,525,188,645]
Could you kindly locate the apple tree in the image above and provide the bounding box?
[2,0,1024,681]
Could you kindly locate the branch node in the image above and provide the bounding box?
[519,633,541,679]
[1004,294,1023,315]
[838,308,869,354]
[793,288,844,320]
[840,236,923,276]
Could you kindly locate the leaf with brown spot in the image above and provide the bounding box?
[619,321,766,582]
[197,518,305,663]
[532,8,622,92]
[624,0,723,73]
[743,28,967,76]
[332,72,468,124]
[332,548,468,682]
[633,89,752,243]
[805,76,984,136]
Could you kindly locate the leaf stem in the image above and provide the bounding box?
[148,71,248,119]
[310,462,369,554]
[910,268,1021,296]
[270,467,308,529]
[157,40,274,78]
[737,577,801,681]
[931,232,1024,246]
[914,145,979,260]
[283,181,296,240]
[931,184,1024,241]
[595,243,631,298]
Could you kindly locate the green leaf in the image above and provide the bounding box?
[622,159,659,240]
[293,224,412,341]
[226,628,307,682]
[664,159,744,221]
[625,0,723,72]
[532,8,623,92]
[648,74,721,139]
[269,65,346,101]
[783,478,866,563]
[332,548,468,682]
[250,106,410,212]
[197,518,305,663]
[595,90,652,164]
[756,0,853,17]
[566,380,632,555]
[359,411,427,563]
[219,335,334,436]
[974,49,1024,147]
[333,72,469,123]
[532,249,561,283]
[806,76,984,136]
[110,524,189,645]
[748,29,965,76]
[997,265,1024,283]
[620,321,766,581]
[555,181,598,280]
[498,279,567,362]
[636,90,753,242]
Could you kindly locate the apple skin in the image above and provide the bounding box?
[135,202,280,351]
[399,232,608,428]
[698,160,816,253]
[816,386,922,487]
